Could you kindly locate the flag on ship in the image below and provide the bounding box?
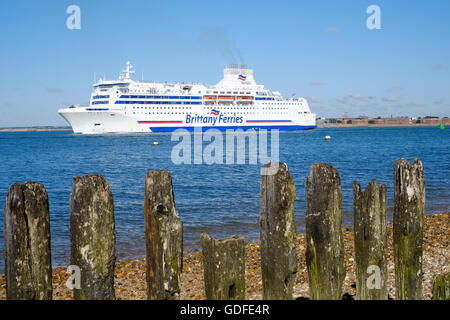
[211,109,220,116]
[238,75,246,81]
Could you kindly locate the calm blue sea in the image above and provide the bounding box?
[0,127,449,272]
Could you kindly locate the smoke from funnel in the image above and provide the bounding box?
[200,26,244,65]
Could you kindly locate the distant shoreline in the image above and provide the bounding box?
[0,127,71,132]
[317,123,445,128]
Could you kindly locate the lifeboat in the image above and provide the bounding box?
[236,96,253,101]
[203,95,217,100]
[218,96,234,100]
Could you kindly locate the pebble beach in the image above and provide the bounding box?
[0,212,448,300]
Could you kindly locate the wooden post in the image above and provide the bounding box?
[259,162,297,300]
[393,158,425,300]
[200,233,245,300]
[3,182,52,300]
[432,273,449,300]
[353,179,388,300]
[144,170,183,300]
[70,174,116,300]
[305,163,345,300]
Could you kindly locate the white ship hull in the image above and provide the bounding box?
[59,107,316,134]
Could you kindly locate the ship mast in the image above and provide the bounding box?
[119,61,135,80]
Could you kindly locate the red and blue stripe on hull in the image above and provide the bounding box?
[137,120,316,132]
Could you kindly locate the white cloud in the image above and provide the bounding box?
[336,97,347,104]
[305,96,322,109]
[382,95,401,102]
[409,101,425,107]
[306,96,320,104]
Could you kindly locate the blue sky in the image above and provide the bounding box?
[0,0,449,127]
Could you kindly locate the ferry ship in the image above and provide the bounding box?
[58,62,316,134]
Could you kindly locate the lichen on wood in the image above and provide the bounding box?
[259,162,297,300]
[353,179,388,300]
[393,158,425,300]
[4,182,52,300]
[305,163,345,300]
[432,272,449,300]
[144,170,183,300]
[70,174,116,300]
[201,233,245,300]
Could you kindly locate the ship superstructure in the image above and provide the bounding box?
[58,62,316,133]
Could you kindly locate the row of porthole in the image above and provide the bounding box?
[129,111,294,115]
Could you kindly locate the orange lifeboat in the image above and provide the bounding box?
[218,96,234,100]
[203,95,217,100]
[236,96,253,101]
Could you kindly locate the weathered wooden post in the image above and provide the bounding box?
[305,163,345,300]
[353,179,388,300]
[70,174,116,300]
[3,182,52,300]
[432,272,449,300]
[201,233,245,300]
[393,158,425,300]
[259,162,297,300]
[144,170,183,300]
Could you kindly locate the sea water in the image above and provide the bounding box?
[0,126,448,271]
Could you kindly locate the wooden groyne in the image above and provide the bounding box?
[4,182,52,300]
[143,170,183,300]
[353,179,388,300]
[305,163,345,300]
[70,175,116,300]
[2,158,434,300]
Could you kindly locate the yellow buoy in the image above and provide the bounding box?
[153,141,159,146]
[324,135,331,140]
